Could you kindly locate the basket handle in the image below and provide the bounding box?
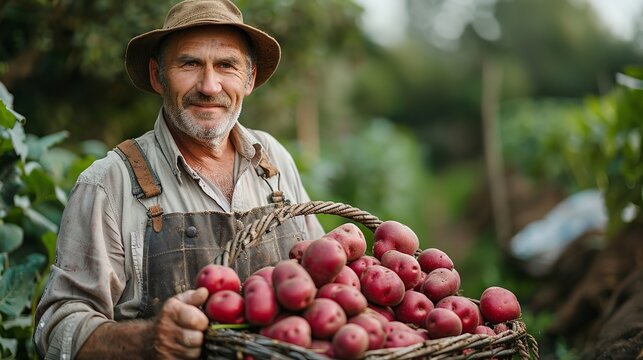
[222,201,382,266]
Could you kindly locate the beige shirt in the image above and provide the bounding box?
[33,111,324,359]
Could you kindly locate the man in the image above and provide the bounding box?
[33,0,324,358]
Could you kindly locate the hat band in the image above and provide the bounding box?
[166,11,239,28]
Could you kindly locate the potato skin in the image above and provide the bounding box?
[324,223,367,261]
[360,265,406,307]
[348,313,386,350]
[381,250,422,290]
[425,308,463,339]
[332,323,369,360]
[262,316,312,348]
[479,286,521,324]
[301,237,347,287]
[303,298,347,339]
[204,290,245,324]
[243,277,279,326]
[195,264,241,295]
[372,220,419,259]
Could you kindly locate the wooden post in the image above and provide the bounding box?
[481,58,512,244]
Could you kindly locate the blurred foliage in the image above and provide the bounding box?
[1,0,642,357]
[292,119,431,247]
[500,66,643,236]
[0,95,103,358]
[0,0,368,148]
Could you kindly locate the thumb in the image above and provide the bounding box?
[176,287,210,306]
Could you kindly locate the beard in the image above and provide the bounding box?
[163,89,243,149]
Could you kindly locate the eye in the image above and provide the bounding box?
[181,60,200,69]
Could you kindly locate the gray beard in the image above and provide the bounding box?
[164,95,243,150]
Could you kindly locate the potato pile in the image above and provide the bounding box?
[195,220,522,359]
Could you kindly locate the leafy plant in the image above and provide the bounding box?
[0,93,102,359]
[500,66,643,237]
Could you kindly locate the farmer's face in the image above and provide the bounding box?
[152,26,256,148]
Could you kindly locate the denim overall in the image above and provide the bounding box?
[115,139,303,317]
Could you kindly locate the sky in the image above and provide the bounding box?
[354,0,642,47]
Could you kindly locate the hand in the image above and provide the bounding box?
[151,287,210,359]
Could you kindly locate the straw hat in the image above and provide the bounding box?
[125,0,281,94]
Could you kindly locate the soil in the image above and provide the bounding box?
[461,169,643,359]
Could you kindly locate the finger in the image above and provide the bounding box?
[175,287,209,306]
[180,329,204,348]
[176,302,209,330]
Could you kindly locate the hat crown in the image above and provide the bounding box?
[164,0,243,29]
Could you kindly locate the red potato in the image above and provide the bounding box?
[420,268,460,303]
[250,266,274,287]
[275,276,317,312]
[332,323,370,360]
[384,330,425,348]
[348,255,381,278]
[474,325,496,336]
[333,266,361,290]
[324,223,367,261]
[372,220,419,259]
[415,328,430,340]
[195,264,241,295]
[416,248,454,273]
[348,313,386,350]
[243,277,279,326]
[414,271,428,291]
[288,239,315,262]
[360,265,406,306]
[380,250,422,290]
[383,321,416,335]
[334,287,369,316]
[479,286,522,324]
[393,290,434,327]
[316,283,344,299]
[323,284,368,317]
[435,296,480,334]
[303,298,347,340]
[425,308,462,339]
[204,290,245,324]
[493,322,510,334]
[241,274,265,293]
[310,340,334,357]
[272,259,308,286]
[301,237,347,287]
[262,316,312,348]
[366,303,396,322]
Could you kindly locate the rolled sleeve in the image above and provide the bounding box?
[34,178,125,359]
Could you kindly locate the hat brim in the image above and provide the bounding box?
[125,21,281,94]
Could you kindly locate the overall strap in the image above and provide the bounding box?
[249,131,287,207]
[115,139,164,232]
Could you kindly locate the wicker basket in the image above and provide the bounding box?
[204,201,539,360]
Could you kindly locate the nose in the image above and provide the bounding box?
[196,66,222,95]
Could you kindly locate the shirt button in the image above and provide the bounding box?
[235,220,244,231]
[186,226,198,238]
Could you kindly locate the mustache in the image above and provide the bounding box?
[183,92,232,108]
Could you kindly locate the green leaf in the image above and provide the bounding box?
[26,131,69,161]
[22,167,57,205]
[0,100,16,129]
[1,314,32,330]
[0,335,17,358]
[8,123,27,163]
[0,264,38,317]
[0,224,23,253]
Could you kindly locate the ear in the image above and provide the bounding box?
[245,65,257,95]
[149,58,164,95]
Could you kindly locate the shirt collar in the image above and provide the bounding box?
[153,109,264,181]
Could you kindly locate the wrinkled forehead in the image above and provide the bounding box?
[157,25,253,60]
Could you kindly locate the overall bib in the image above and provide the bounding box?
[116,139,303,318]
